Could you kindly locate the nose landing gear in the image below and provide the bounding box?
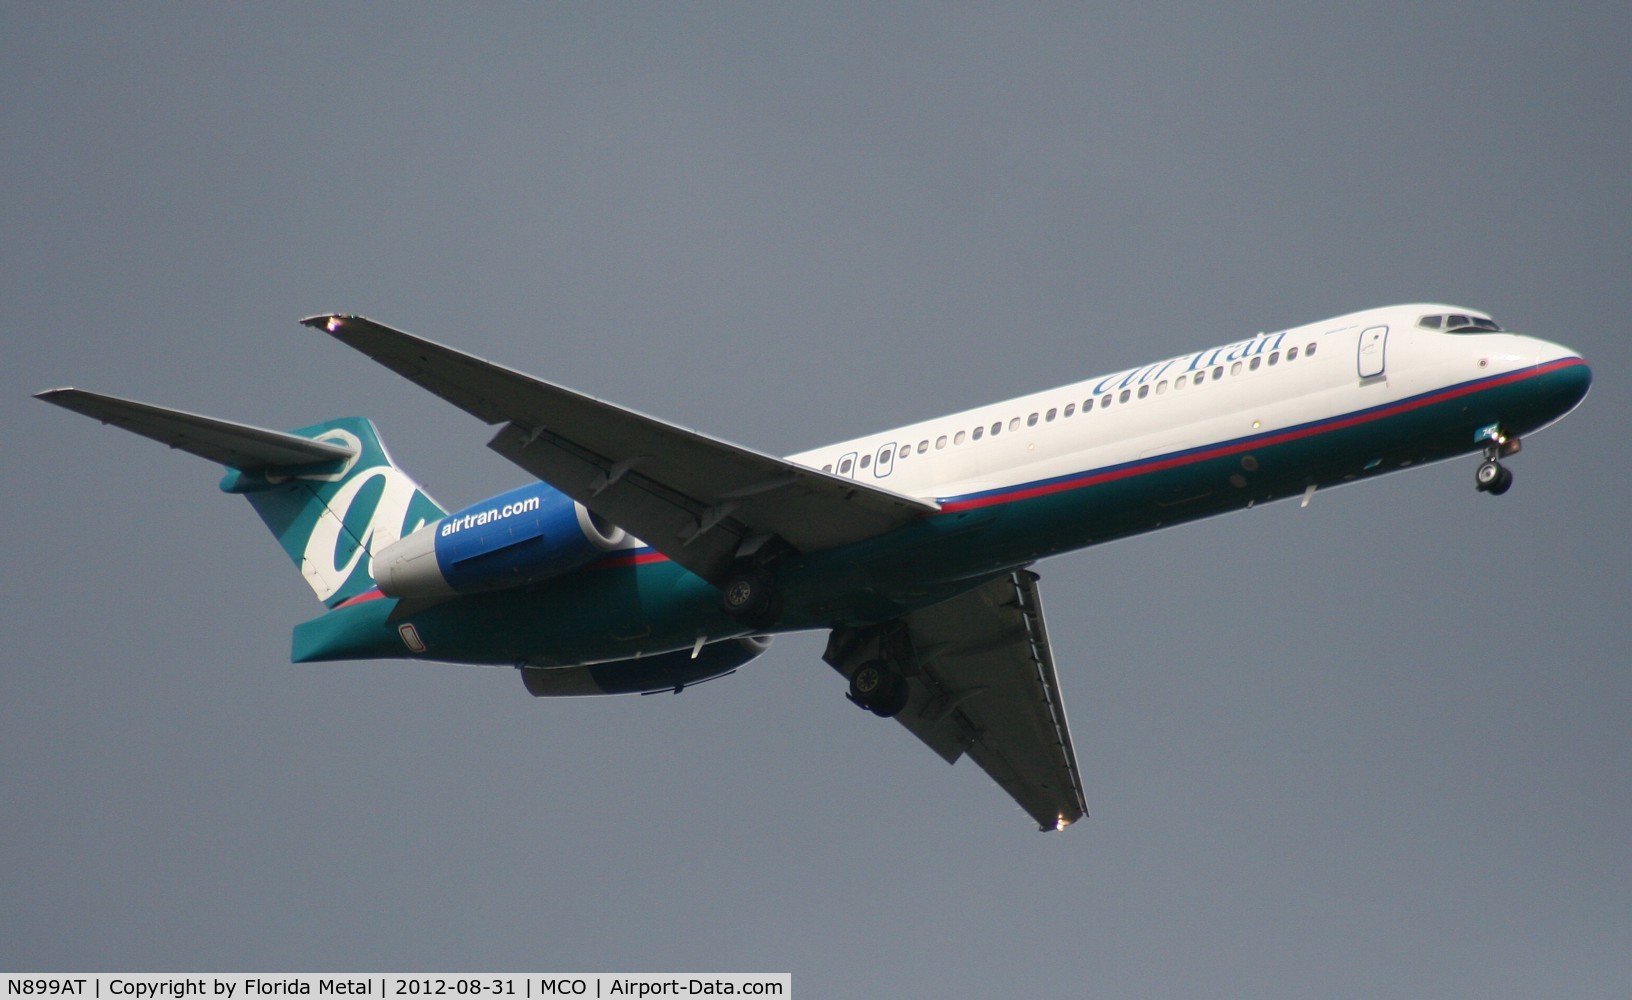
[1475,459,1513,495]
[1474,425,1520,496]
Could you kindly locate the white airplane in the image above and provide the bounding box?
[37,303,1591,830]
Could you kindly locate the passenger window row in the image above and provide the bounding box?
[823,342,1318,475]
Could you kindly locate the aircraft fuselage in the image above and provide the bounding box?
[294,304,1589,668]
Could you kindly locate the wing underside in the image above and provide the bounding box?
[824,571,1087,831]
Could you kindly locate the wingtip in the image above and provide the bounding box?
[300,313,354,333]
[35,387,85,405]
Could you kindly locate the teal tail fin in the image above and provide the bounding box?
[224,416,446,607]
[36,388,446,608]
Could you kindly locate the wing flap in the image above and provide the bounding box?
[308,314,937,584]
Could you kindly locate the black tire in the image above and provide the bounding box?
[850,661,888,699]
[719,567,782,626]
[1475,460,1504,492]
[1488,465,1514,496]
[849,661,909,718]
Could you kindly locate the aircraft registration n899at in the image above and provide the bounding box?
[37,303,1591,831]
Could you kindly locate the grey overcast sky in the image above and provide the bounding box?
[4,4,1628,996]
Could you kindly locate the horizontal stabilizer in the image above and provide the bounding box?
[35,388,356,470]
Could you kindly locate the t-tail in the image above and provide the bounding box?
[34,388,446,609]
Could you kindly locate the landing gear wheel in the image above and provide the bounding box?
[719,566,782,627]
[1475,460,1513,496]
[848,660,909,718]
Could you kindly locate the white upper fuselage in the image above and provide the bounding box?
[787,304,1583,504]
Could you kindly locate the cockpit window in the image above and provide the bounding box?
[1418,313,1502,333]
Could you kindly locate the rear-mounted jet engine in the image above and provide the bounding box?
[373,482,627,597]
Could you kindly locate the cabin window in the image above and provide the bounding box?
[1009,417,1021,432]
[972,425,984,440]
[1064,402,1075,417]
[1100,394,1112,408]
[838,458,853,474]
[1306,343,1317,356]
[822,464,832,472]
[1287,346,1299,361]
[1268,351,1279,365]
[1118,389,1131,403]
[1194,371,1205,385]
[917,440,929,454]
[899,445,911,459]
[859,453,871,469]
[1156,380,1168,395]
[1173,377,1185,391]
[954,430,966,445]
[1046,407,1057,422]
[991,422,1001,436]
[1027,413,1039,427]
[1212,366,1224,380]
[1231,361,1243,375]
[1249,356,1261,371]
[935,435,947,450]
[1137,384,1150,399]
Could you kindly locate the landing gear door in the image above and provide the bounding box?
[1357,325,1388,379]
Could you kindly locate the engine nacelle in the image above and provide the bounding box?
[520,635,774,697]
[373,482,626,597]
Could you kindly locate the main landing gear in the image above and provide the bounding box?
[823,623,914,719]
[1474,426,1520,496]
[847,659,910,718]
[719,564,783,628]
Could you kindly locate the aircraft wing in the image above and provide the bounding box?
[305,314,938,585]
[824,570,1087,831]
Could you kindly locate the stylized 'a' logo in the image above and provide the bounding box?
[302,464,432,604]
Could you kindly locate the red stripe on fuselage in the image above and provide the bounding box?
[596,550,670,569]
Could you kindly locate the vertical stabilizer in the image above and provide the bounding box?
[228,416,446,607]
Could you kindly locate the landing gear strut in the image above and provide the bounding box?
[1474,426,1520,497]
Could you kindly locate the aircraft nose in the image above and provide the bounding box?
[1551,355,1592,408]
[1531,341,1592,416]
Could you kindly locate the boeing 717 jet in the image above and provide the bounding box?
[37,304,1591,830]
